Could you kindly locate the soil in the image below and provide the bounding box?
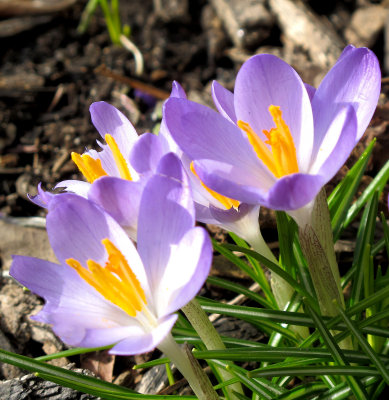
[0,0,388,397]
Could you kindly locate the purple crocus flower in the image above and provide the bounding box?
[31,102,151,239]
[11,154,212,355]
[163,46,381,218]
[130,82,266,248]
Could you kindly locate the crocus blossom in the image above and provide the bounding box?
[130,82,267,248]
[11,154,212,355]
[31,102,150,239]
[163,46,380,216]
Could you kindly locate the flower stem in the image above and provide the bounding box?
[298,189,344,317]
[249,233,309,339]
[182,299,243,399]
[295,190,352,349]
[158,333,219,399]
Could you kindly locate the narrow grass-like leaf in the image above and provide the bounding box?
[222,362,286,399]
[230,392,252,400]
[35,345,113,361]
[276,211,298,278]
[223,244,319,312]
[0,349,193,399]
[293,238,316,299]
[248,365,380,378]
[267,292,303,351]
[371,237,385,257]
[206,276,274,309]
[336,305,389,385]
[193,347,389,364]
[328,139,375,240]
[229,232,275,301]
[370,379,387,400]
[212,239,276,306]
[380,211,389,259]
[315,370,384,400]
[275,383,328,400]
[133,358,170,370]
[304,302,368,399]
[198,297,389,338]
[349,192,378,306]
[344,158,389,229]
[299,284,389,349]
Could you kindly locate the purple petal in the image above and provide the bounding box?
[212,80,237,123]
[194,202,218,225]
[170,81,187,99]
[234,54,314,172]
[88,176,146,241]
[55,180,91,198]
[313,106,358,182]
[155,227,212,317]
[46,193,149,294]
[129,132,169,174]
[164,98,275,189]
[266,173,324,210]
[192,159,271,204]
[28,183,55,208]
[80,323,144,348]
[312,47,380,154]
[90,102,139,162]
[10,255,131,346]
[137,153,195,295]
[305,83,316,102]
[109,314,178,355]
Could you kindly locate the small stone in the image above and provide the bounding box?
[210,0,274,48]
[345,5,387,48]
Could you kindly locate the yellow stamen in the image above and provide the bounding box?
[190,162,240,210]
[237,120,278,177]
[66,239,146,317]
[237,105,299,178]
[71,153,108,183]
[105,134,132,181]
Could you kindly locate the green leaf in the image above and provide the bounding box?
[197,297,389,338]
[275,211,298,278]
[380,211,389,260]
[328,139,375,240]
[347,192,378,303]
[229,232,275,302]
[222,243,319,312]
[336,305,389,386]
[275,383,327,400]
[220,362,286,399]
[206,276,274,309]
[344,159,389,229]
[193,347,389,364]
[248,365,381,378]
[0,349,194,399]
[35,345,113,362]
[304,302,368,399]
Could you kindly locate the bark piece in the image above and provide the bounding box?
[0,0,77,17]
[269,0,344,68]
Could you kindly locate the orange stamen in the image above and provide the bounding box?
[190,162,240,210]
[66,239,146,317]
[71,153,108,183]
[238,105,299,178]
